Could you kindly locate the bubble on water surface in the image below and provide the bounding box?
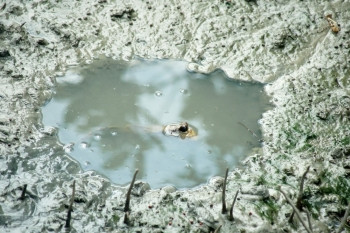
[80,142,89,149]
[154,91,163,96]
[84,161,91,166]
[179,88,187,94]
[93,134,101,141]
[111,131,117,136]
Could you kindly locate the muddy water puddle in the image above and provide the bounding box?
[42,59,270,188]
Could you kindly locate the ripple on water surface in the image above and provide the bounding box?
[42,59,270,188]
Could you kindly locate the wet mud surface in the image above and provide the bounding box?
[0,0,349,232]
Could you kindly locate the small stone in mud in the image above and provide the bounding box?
[36,38,48,46]
[316,111,328,120]
[162,185,176,194]
[110,7,135,21]
[8,5,23,16]
[11,74,23,79]
[131,181,151,196]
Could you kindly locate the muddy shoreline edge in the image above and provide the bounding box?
[1,0,349,232]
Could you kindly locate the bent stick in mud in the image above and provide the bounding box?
[305,209,313,232]
[338,202,350,233]
[222,168,229,214]
[214,225,222,233]
[124,169,139,212]
[229,190,239,221]
[65,180,76,228]
[280,189,313,233]
[237,122,259,139]
[19,184,27,200]
[290,165,310,222]
[297,166,310,210]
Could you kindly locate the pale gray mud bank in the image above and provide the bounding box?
[0,0,349,232]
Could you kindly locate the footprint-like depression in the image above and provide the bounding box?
[42,59,270,189]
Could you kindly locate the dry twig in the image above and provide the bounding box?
[123,212,129,225]
[238,122,259,138]
[222,168,229,214]
[290,166,310,222]
[214,224,222,233]
[296,166,310,210]
[65,180,76,228]
[1,3,6,11]
[229,190,239,221]
[280,189,313,233]
[305,209,313,232]
[337,202,350,233]
[124,169,139,212]
[19,184,27,200]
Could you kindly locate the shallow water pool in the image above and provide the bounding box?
[42,59,270,188]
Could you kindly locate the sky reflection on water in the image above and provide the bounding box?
[42,59,270,188]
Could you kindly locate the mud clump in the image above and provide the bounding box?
[0,0,349,232]
[0,49,10,58]
[110,7,136,21]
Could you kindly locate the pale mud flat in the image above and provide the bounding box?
[0,0,349,232]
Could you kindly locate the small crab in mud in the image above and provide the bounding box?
[162,122,197,139]
[325,14,340,33]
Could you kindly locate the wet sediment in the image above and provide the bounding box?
[0,0,349,232]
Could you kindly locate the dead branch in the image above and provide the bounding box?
[290,166,310,222]
[280,189,313,233]
[19,184,27,200]
[238,122,259,138]
[305,209,313,232]
[123,211,129,225]
[65,180,76,228]
[124,169,139,212]
[229,190,239,221]
[1,3,6,11]
[296,166,310,210]
[338,202,350,233]
[222,168,229,214]
[214,224,222,233]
